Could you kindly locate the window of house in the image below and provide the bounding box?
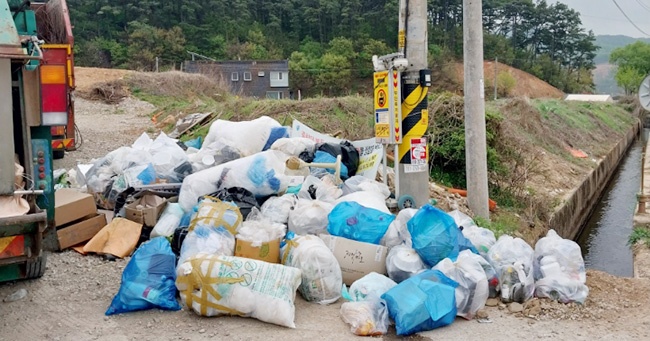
[258,71,265,77]
[266,91,283,100]
[231,72,239,81]
[269,71,289,87]
[243,72,252,81]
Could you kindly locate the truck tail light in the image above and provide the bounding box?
[40,65,68,126]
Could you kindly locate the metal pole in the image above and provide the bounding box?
[463,0,490,219]
[494,57,498,101]
[395,0,429,208]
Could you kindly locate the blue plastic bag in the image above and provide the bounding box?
[408,205,462,267]
[105,237,181,315]
[327,201,395,245]
[381,270,458,336]
[184,136,203,149]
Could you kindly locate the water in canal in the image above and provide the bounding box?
[576,129,649,277]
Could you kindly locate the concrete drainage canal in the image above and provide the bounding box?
[576,128,649,277]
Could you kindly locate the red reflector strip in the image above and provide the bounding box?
[42,83,67,112]
[0,236,25,258]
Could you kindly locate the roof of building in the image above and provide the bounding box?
[564,94,614,102]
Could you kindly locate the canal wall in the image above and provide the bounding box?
[633,124,650,279]
[549,119,642,240]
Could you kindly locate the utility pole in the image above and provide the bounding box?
[395,0,430,208]
[155,57,159,73]
[463,0,490,218]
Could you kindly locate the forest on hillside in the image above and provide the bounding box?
[69,0,598,96]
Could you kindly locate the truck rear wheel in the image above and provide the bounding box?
[25,254,47,279]
[53,150,64,159]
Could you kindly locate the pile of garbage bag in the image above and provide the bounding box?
[91,116,589,335]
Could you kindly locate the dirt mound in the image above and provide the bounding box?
[75,67,132,93]
[454,62,565,99]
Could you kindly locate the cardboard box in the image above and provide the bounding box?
[319,234,388,286]
[125,194,166,227]
[235,238,281,263]
[57,213,107,250]
[55,188,97,227]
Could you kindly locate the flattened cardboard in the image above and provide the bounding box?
[83,217,143,258]
[235,238,281,264]
[319,234,388,286]
[57,213,107,250]
[54,188,97,227]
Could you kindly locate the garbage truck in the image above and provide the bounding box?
[0,0,64,282]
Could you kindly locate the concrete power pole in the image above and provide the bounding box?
[463,0,490,219]
[396,0,430,208]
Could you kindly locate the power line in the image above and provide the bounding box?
[612,0,650,37]
[636,0,650,13]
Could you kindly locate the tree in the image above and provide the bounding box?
[610,41,650,94]
[615,66,645,95]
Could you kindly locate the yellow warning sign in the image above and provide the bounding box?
[374,71,390,141]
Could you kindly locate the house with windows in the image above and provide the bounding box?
[184,60,290,99]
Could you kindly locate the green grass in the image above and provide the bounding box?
[628,227,650,246]
[474,213,520,238]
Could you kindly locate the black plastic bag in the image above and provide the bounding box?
[202,187,260,219]
[316,140,360,178]
[171,226,189,256]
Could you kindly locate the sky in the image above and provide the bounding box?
[552,0,650,38]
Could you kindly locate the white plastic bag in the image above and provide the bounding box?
[271,137,316,157]
[149,132,189,181]
[179,150,293,212]
[533,229,588,304]
[188,138,241,172]
[288,199,334,235]
[177,225,235,268]
[462,224,496,258]
[381,208,417,249]
[385,245,427,283]
[150,202,185,238]
[487,235,535,303]
[343,272,397,302]
[340,298,390,336]
[335,191,390,214]
[297,175,342,202]
[341,176,391,199]
[448,210,476,230]
[203,116,282,157]
[260,194,297,224]
[176,254,302,328]
[236,208,286,247]
[433,250,489,320]
[281,234,342,304]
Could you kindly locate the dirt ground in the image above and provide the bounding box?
[2,68,649,340]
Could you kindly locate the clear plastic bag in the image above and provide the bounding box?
[340,298,390,336]
[341,176,391,198]
[188,138,241,172]
[260,194,297,224]
[381,208,417,249]
[432,250,489,320]
[487,235,535,303]
[327,201,395,245]
[176,254,302,328]
[236,208,286,247]
[342,272,397,302]
[281,234,342,304]
[381,270,458,336]
[288,198,334,235]
[533,229,588,304]
[105,237,181,315]
[177,225,235,268]
[461,224,496,258]
[386,245,428,283]
[335,191,390,214]
[178,150,293,212]
[150,202,185,238]
[271,137,316,157]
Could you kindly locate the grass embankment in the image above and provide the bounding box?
[85,71,640,242]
